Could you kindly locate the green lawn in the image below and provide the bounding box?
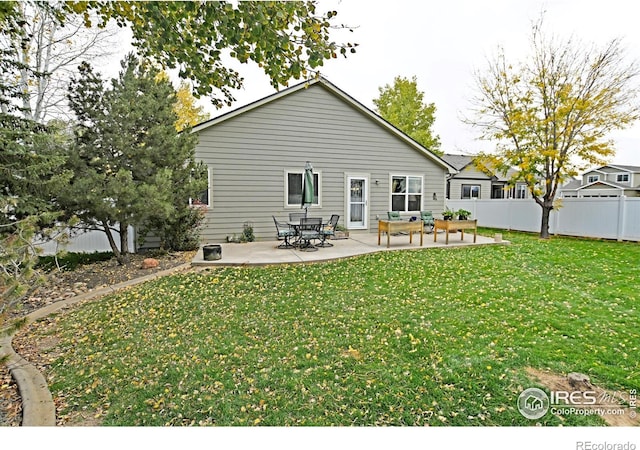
[25,231,639,426]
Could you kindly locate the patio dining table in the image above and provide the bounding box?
[287,217,324,249]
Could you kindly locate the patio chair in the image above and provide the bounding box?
[420,210,435,233]
[289,212,307,222]
[317,214,340,247]
[387,211,402,221]
[386,211,404,235]
[273,216,296,249]
[297,217,322,251]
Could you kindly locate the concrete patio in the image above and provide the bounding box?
[192,230,508,266]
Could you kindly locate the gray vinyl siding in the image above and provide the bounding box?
[449,179,493,200]
[195,83,448,242]
[448,165,493,200]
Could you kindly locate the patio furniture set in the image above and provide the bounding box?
[273,213,340,252]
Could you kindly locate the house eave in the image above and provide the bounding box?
[578,180,625,190]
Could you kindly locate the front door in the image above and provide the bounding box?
[347,176,368,229]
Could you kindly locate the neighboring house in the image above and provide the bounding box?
[191,77,456,242]
[441,154,529,200]
[560,165,640,198]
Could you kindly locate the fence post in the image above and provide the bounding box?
[617,195,626,241]
[551,201,560,236]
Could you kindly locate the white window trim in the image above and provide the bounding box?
[389,174,424,212]
[587,175,599,183]
[284,169,322,209]
[189,167,211,208]
[616,173,630,183]
[461,184,481,199]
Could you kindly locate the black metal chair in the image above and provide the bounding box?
[297,217,322,251]
[273,216,296,249]
[317,214,340,247]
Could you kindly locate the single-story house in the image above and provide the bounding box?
[441,154,529,200]
[191,77,456,242]
[560,164,640,198]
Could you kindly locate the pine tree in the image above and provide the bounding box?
[63,54,206,264]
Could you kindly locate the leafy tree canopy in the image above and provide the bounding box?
[173,81,210,132]
[64,1,357,107]
[373,75,441,154]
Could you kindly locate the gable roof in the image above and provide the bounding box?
[560,179,583,191]
[441,153,520,181]
[441,154,474,171]
[192,76,456,173]
[577,180,640,191]
[589,164,640,173]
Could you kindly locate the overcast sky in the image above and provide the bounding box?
[189,0,640,169]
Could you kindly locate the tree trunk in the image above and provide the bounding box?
[101,220,126,265]
[119,222,129,257]
[539,203,552,239]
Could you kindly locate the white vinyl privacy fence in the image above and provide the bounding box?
[34,225,136,255]
[447,197,640,242]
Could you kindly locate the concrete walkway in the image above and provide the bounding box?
[193,230,507,266]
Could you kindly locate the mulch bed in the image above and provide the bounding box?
[0,251,195,426]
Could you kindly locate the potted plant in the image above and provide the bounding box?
[457,209,471,220]
[442,208,455,220]
[333,225,349,239]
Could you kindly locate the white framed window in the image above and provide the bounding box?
[462,184,480,199]
[285,170,321,207]
[616,173,630,183]
[587,175,599,183]
[190,167,210,207]
[515,183,527,199]
[391,175,422,212]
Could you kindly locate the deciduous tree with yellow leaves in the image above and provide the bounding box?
[467,18,640,238]
[173,82,210,132]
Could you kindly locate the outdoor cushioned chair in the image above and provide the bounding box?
[385,211,403,235]
[273,216,296,249]
[298,217,322,251]
[317,214,340,247]
[387,211,402,221]
[420,210,435,233]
